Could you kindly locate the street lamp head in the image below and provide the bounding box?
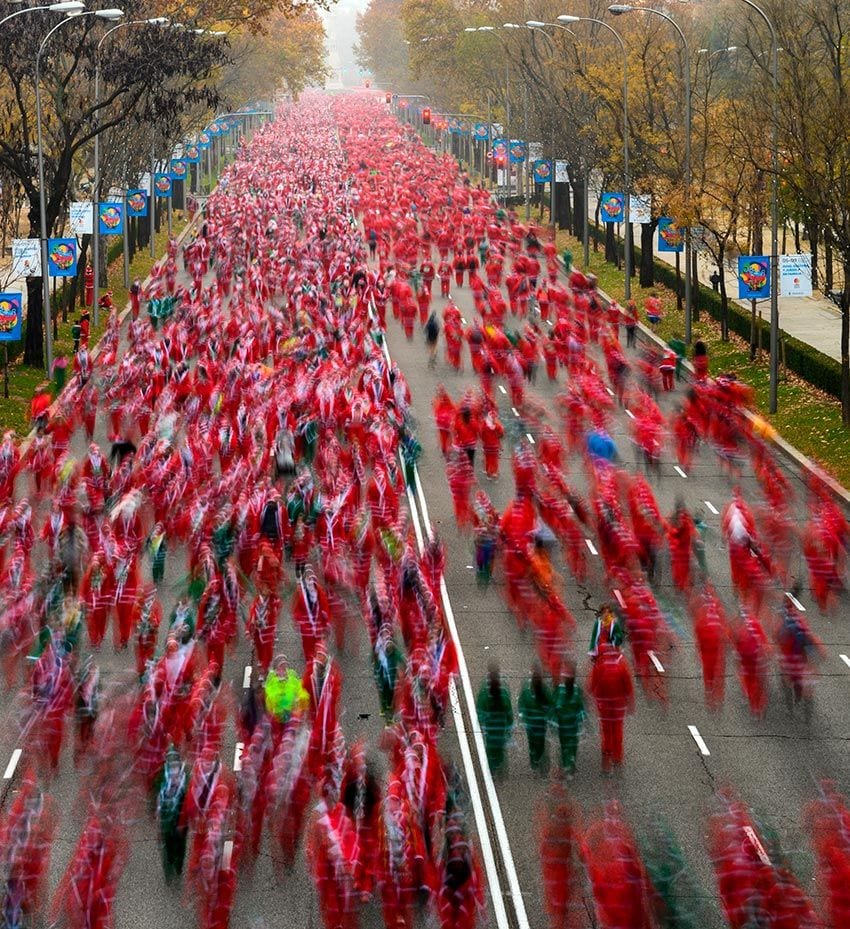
[95,7,123,19]
[557,14,581,23]
[502,22,521,28]
[463,26,477,32]
[146,16,168,24]
[49,0,86,10]
[477,25,495,31]
[608,4,633,14]
[525,20,547,27]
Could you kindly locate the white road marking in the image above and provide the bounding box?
[461,317,467,324]
[840,654,850,670]
[613,589,626,609]
[410,465,527,929]
[242,665,252,689]
[605,387,614,396]
[743,826,771,866]
[688,725,710,756]
[786,592,807,612]
[222,840,234,870]
[585,538,598,556]
[233,742,244,773]
[466,564,474,569]
[3,748,22,780]
[380,296,525,929]
[649,651,665,673]
[625,408,636,419]
[526,433,535,445]
[704,501,719,515]
[674,465,688,479]
[511,407,520,416]
[498,385,507,395]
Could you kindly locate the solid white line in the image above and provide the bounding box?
[222,840,234,870]
[743,826,771,866]
[3,748,21,780]
[674,465,688,479]
[625,408,636,419]
[411,468,525,929]
[649,651,665,673]
[511,407,519,417]
[526,433,535,445]
[498,385,507,394]
[704,501,719,515]
[688,725,710,756]
[233,742,244,773]
[613,588,625,609]
[605,387,614,396]
[585,538,598,556]
[840,654,850,670]
[786,592,807,612]
[242,665,252,689]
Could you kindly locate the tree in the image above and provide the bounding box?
[223,9,328,103]
[0,3,230,366]
[355,0,416,92]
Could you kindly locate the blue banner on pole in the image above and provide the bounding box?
[126,189,148,218]
[474,123,489,141]
[98,201,124,236]
[600,192,625,223]
[170,159,188,182]
[154,173,173,198]
[738,256,770,299]
[492,138,508,160]
[532,160,552,184]
[198,131,211,149]
[0,292,22,341]
[47,238,77,277]
[658,217,684,253]
[184,143,201,164]
[509,140,526,163]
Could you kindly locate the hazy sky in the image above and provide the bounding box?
[321,0,369,77]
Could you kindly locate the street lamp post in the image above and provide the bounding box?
[736,0,781,413]
[93,16,168,326]
[558,13,632,300]
[36,6,124,374]
[608,4,693,341]
[526,21,584,257]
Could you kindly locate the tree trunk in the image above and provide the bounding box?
[718,246,729,341]
[810,223,819,290]
[825,228,834,292]
[593,198,601,252]
[675,251,682,312]
[24,274,44,368]
[571,177,584,236]
[692,248,700,322]
[605,223,616,264]
[843,258,850,426]
[639,222,655,287]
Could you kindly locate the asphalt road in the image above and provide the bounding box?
[2,97,850,929]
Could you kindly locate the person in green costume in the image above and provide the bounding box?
[264,654,309,723]
[551,669,587,776]
[517,665,553,770]
[156,746,189,884]
[476,663,514,774]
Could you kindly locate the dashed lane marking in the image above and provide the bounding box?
[3,749,22,780]
[688,725,710,756]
